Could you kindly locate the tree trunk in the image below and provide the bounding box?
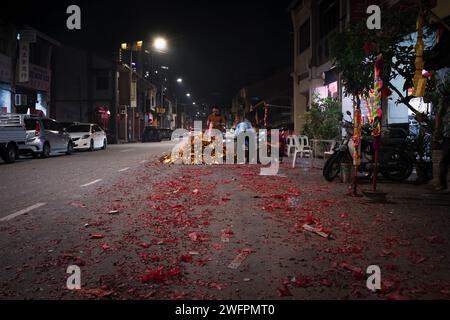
[431,149,442,186]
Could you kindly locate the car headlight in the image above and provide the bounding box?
[82,134,90,139]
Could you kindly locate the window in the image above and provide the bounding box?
[96,76,109,90]
[319,0,340,39]
[297,18,311,55]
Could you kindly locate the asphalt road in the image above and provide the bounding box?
[0,141,449,300]
[0,142,175,221]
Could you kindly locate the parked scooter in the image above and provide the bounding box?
[323,111,414,182]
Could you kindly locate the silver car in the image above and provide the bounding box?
[19,117,74,158]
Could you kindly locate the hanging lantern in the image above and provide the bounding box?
[412,10,427,97]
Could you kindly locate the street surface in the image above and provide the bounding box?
[0,142,449,299]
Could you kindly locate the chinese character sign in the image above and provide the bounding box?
[18,41,30,83]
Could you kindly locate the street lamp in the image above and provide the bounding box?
[153,37,168,53]
[177,78,183,83]
[186,93,191,97]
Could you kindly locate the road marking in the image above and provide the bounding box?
[0,203,46,222]
[140,160,149,164]
[120,149,134,153]
[118,167,130,172]
[81,179,102,187]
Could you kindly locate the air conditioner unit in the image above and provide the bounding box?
[15,94,28,106]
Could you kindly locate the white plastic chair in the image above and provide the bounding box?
[292,135,313,168]
[323,141,336,160]
[286,135,298,157]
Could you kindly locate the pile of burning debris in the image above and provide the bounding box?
[159,133,231,165]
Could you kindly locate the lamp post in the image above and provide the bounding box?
[151,37,168,129]
[120,41,144,142]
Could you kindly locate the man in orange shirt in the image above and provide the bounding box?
[207,107,225,132]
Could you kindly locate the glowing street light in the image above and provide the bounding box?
[177,78,183,83]
[153,37,168,52]
[186,93,191,97]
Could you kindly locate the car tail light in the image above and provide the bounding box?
[35,121,41,136]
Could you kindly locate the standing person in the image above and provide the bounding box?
[434,69,450,192]
[435,97,450,191]
[207,107,225,133]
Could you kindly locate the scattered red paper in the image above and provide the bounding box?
[141,266,181,283]
[277,285,293,297]
[180,255,193,263]
[90,234,105,239]
[81,288,114,298]
[188,232,210,242]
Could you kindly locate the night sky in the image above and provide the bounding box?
[5,0,293,107]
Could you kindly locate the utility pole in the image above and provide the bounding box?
[161,84,164,129]
[129,49,133,142]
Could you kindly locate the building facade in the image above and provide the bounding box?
[0,23,59,117]
[289,0,450,134]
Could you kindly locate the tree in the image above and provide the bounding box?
[330,0,438,116]
[303,95,341,140]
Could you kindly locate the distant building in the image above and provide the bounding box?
[0,20,16,114]
[0,22,59,117]
[232,69,293,128]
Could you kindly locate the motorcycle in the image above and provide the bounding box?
[323,111,414,182]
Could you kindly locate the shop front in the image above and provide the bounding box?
[15,63,51,116]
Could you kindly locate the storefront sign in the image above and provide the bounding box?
[18,64,52,93]
[18,41,30,83]
[19,30,37,43]
[131,81,137,108]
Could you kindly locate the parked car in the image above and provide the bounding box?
[142,127,162,142]
[67,123,107,151]
[20,116,74,158]
[0,113,27,163]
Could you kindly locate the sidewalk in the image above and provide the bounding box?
[1,156,449,299]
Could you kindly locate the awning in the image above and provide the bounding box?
[323,68,337,86]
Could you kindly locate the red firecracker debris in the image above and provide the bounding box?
[90,234,105,240]
[277,285,293,297]
[180,255,193,263]
[141,266,181,283]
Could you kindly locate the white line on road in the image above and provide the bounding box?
[118,167,130,172]
[80,179,102,187]
[120,149,134,153]
[140,160,149,164]
[0,203,46,222]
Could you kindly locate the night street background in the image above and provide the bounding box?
[1,0,450,303]
[5,0,293,106]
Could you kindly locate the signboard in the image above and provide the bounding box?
[130,81,137,108]
[19,30,37,43]
[0,53,12,83]
[18,64,52,93]
[18,41,30,83]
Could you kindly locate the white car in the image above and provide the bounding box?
[67,123,107,151]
